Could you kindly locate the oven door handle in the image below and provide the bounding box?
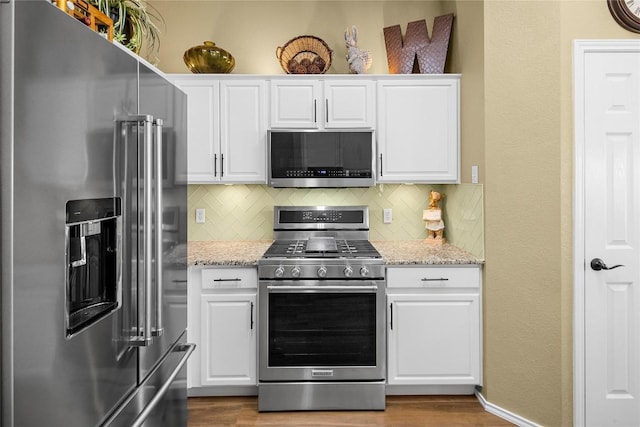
[266,285,379,291]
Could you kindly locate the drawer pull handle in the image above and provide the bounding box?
[421,278,449,282]
[213,278,241,282]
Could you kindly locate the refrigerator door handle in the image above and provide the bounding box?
[117,114,155,347]
[152,118,164,337]
[130,343,196,427]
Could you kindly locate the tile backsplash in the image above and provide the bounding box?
[188,183,484,258]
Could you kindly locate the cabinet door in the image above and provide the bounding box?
[324,80,375,128]
[220,80,268,183]
[377,79,459,183]
[171,79,220,183]
[200,293,257,386]
[270,80,322,128]
[387,293,480,385]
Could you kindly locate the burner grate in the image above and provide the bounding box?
[262,239,381,259]
[285,240,306,255]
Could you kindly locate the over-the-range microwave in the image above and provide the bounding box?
[267,129,376,188]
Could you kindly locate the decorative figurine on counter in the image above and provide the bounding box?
[345,25,372,74]
[423,190,446,245]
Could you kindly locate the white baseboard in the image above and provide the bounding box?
[475,390,543,427]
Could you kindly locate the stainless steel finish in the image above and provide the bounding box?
[266,284,379,291]
[143,115,154,345]
[267,130,376,188]
[1,3,190,425]
[258,382,386,411]
[103,340,195,427]
[118,114,156,347]
[131,343,194,427]
[154,118,164,337]
[258,278,386,382]
[258,205,386,408]
[307,236,338,252]
[259,258,384,280]
[273,205,370,236]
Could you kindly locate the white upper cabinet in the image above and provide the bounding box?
[169,78,219,183]
[376,76,460,183]
[168,76,267,184]
[270,78,375,129]
[171,74,459,185]
[219,80,268,182]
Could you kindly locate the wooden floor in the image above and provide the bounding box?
[188,395,515,426]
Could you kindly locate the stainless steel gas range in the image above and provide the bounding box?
[258,205,386,412]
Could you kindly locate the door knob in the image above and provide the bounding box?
[590,258,624,271]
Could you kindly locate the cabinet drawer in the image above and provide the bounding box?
[387,266,480,289]
[201,267,258,289]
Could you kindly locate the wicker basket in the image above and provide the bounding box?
[276,35,333,74]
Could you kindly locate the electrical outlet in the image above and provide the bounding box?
[383,208,392,224]
[471,165,479,184]
[195,208,206,224]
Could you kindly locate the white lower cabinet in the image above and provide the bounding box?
[188,266,258,395]
[386,265,482,394]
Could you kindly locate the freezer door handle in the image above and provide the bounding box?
[152,118,164,337]
[100,342,196,427]
[130,343,196,427]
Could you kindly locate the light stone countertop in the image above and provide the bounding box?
[371,240,483,265]
[188,240,483,266]
[188,240,273,266]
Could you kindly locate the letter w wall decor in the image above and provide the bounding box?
[383,14,454,74]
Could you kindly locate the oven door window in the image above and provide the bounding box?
[268,292,376,367]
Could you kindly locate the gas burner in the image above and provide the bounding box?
[259,206,384,280]
[285,241,305,254]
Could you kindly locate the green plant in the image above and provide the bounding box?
[91,0,163,55]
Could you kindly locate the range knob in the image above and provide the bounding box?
[360,266,369,277]
[291,266,301,278]
[274,266,285,278]
[344,266,354,277]
[317,266,327,278]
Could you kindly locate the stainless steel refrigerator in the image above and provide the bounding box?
[0,1,192,426]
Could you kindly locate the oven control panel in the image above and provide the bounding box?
[259,262,385,280]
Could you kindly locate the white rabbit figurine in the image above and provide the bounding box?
[345,26,372,74]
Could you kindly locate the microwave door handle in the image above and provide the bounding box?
[153,118,164,337]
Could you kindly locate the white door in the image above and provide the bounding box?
[575,40,640,427]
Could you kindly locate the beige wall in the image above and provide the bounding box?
[150,1,448,75]
[484,2,563,424]
[148,0,640,425]
[482,1,639,426]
